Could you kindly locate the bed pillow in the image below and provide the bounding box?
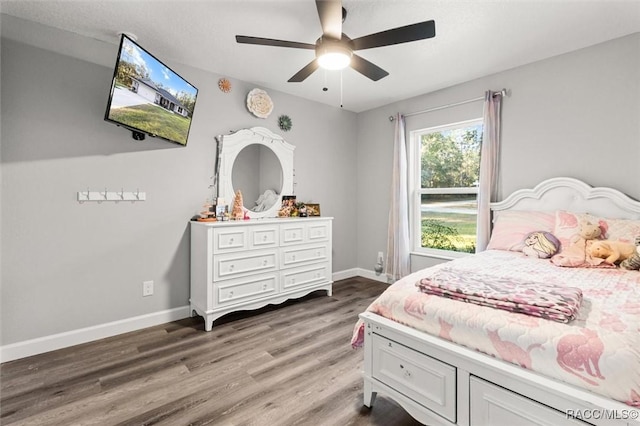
[487,210,556,252]
[554,210,640,248]
[522,231,560,258]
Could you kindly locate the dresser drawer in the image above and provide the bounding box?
[280,222,305,245]
[212,228,248,253]
[281,263,330,291]
[249,225,279,249]
[372,334,456,422]
[280,244,329,268]
[213,250,278,280]
[306,221,330,242]
[214,274,278,307]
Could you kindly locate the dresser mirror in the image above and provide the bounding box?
[218,127,295,219]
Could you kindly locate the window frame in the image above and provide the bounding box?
[408,118,483,259]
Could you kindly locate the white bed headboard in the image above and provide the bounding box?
[491,177,640,220]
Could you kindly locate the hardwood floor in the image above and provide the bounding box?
[1,277,423,426]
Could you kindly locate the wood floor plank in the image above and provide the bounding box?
[0,278,420,425]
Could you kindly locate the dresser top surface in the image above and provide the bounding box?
[190,217,333,228]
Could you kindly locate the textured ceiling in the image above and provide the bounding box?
[1,0,639,112]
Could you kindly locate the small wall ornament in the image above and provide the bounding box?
[218,78,232,93]
[278,114,292,132]
[246,88,274,118]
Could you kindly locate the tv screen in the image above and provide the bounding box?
[104,35,198,146]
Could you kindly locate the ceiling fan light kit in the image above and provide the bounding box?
[235,0,436,83]
[317,41,352,70]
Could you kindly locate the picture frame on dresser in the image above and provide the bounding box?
[305,203,321,216]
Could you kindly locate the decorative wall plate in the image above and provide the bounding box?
[278,115,292,132]
[246,88,274,118]
[218,78,231,93]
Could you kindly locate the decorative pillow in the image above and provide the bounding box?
[522,231,560,258]
[487,210,556,252]
[554,210,640,248]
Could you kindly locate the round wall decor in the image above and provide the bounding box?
[218,78,232,93]
[278,114,292,132]
[246,88,274,118]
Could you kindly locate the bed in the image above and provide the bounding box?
[352,177,640,426]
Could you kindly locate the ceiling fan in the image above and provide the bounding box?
[235,0,436,82]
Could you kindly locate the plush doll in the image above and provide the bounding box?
[571,220,602,244]
[523,231,560,259]
[620,236,640,270]
[586,240,636,265]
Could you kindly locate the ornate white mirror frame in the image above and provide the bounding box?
[218,127,295,219]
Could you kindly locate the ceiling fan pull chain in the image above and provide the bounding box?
[340,70,343,108]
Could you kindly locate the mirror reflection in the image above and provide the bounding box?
[231,144,283,212]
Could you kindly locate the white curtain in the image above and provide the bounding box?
[386,113,410,281]
[476,91,502,251]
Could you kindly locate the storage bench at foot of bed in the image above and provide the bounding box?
[361,312,634,426]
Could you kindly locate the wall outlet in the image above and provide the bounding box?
[142,280,154,297]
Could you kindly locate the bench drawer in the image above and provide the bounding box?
[372,334,456,422]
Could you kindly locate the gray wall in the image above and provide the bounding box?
[1,25,357,345]
[2,13,638,349]
[356,33,640,273]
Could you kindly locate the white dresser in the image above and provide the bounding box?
[190,217,333,331]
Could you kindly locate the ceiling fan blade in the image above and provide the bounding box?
[236,35,316,50]
[350,54,389,81]
[315,0,343,40]
[288,59,320,82]
[352,20,436,50]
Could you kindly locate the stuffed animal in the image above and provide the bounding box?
[586,240,636,265]
[522,231,560,259]
[571,220,602,244]
[620,236,640,270]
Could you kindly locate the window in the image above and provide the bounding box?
[409,119,483,256]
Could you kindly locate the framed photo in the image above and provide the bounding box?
[278,195,297,217]
[305,203,321,216]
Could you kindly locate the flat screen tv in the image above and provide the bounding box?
[104,34,198,146]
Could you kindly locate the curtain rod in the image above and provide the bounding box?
[388,88,508,122]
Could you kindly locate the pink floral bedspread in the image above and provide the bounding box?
[352,250,640,407]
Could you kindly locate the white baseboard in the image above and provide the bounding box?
[332,268,359,281]
[354,268,391,283]
[0,306,191,363]
[2,270,389,363]
[333,268,390,284]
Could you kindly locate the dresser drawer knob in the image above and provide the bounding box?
[263,259,268,266]
[229,291,234,298]
[263,283,267,290]
[291,278,296,284]
[263,235,268,241]
[292,254,296,261]
[229,238,234,243]
[229,264,234,270]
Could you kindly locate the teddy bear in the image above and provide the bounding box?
[620,236,640,270]
[586,240,636,265]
